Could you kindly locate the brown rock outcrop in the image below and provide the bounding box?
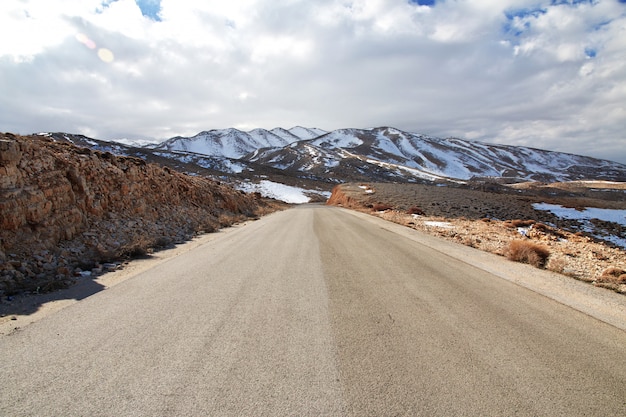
[0,133,279,294]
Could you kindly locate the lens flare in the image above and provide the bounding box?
[97,48,114,63]
[75,33,96,49]
[76,33,114,63]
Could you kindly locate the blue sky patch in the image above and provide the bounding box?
[504,7,547,22]
[136,0,162,21]
[503,7,546,38]
[550,0,596,5]
[409,0,436,6]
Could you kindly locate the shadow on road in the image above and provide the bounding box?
[0,275,107,319]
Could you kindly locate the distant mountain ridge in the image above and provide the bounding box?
[142,126,626,184]
[40,126,626,188]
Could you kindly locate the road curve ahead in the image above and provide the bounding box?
[1,205,625,416]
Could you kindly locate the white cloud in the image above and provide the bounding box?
[0,0,625,164]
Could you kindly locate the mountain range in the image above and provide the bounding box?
[42,126,626,200]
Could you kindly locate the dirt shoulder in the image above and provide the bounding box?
[327,182,626,294]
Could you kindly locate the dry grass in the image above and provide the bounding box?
[506,240,551,268]
[598,267,626,284]
[407,206,425,215]
[372,203,394,212]
[546,256,567,274]
[504,219,536,228]
[595,267,626,292]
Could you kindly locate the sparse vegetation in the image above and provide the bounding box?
[594,267,626,292]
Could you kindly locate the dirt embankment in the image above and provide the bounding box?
[0,133,284,294]
[327,183,626,293]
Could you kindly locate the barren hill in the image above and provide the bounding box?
[0,133,283,294]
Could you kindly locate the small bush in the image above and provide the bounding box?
[407,206,424,215]
[372,203,393,212]
[506,240,551,268]
[504,219,536,228]
[598,267,626,284]
[547,256,567,273]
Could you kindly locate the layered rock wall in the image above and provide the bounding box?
[0,133,271,293]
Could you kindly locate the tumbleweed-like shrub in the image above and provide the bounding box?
[372,203,393,212]
[504,219,536,229]
[598,267,626,284]
[407,206,425,215]
[506,239,551,268]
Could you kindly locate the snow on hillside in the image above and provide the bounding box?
[533,203,626,249]
[311,129,364,148]
[145,126,626,183]
[109,137,159,147]
[269,128,302,143]
[247,128,292,148]
[153,128,289,159]
[236,180,330,204]
[288,126,327,140]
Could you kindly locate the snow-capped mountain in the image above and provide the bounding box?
[43,126,626,185]
[150,126,328,159]
[244,127,626,183]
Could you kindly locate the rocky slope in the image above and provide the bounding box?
[0,133,283,294]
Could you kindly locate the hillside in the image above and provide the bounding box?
[0,133,284,294]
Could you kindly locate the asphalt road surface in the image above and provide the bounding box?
[1,205,625,416]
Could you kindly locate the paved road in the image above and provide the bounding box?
[1,205,625,416]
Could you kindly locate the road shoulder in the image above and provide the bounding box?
[340,207,626,331]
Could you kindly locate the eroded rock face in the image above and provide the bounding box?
[0,133,268,294]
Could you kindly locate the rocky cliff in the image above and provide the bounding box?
[0,133,279,294]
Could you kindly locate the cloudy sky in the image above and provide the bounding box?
[1,0,625,164]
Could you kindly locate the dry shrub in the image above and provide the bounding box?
[506,240,551,268]
[407,206,425,215]
[505,219,536,228]
[547,256,567,273]
[372,203,393,212]
[598,267,626,284]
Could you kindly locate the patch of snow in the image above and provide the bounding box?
[236,180,311,204]
[533,203,626,226]
[424,221,454,229]
[223,160,245,174]
[247,129,291,148]
[288,126,327,140]
[533,203,626,248]
[110,137,158,147]
[312,130,363,148]
[375,134,404,157]
[269,128,301,142]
